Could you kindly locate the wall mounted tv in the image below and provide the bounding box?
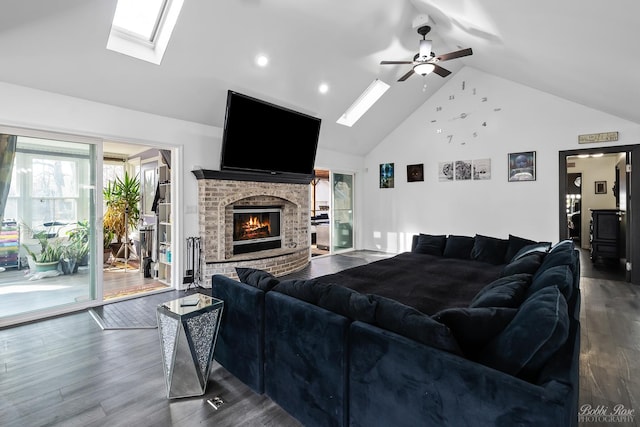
[220,90,321,177]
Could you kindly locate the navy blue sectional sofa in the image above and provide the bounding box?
[212,234,581,427]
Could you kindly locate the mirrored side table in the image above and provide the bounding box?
[157,293,224,399]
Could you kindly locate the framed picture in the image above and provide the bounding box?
[595,181,607,194]
[455,160,472,181]
[380,163,394,188]
[439,161,454,182]
[407,164,424,182]
[472,158,491,180]
[508,151,536,182]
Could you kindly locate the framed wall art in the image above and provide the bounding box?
[508,151,536,182]
[595,181,607,194]
[407,164,424,182]
[380,163,394,188]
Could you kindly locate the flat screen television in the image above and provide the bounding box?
[220,90,321,177]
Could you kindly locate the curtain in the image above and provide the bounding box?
[0,134,17,223]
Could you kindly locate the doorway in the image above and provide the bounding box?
[559,145,640,284]
[310,169,355,257]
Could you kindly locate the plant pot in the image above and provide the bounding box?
[34,261,59,273]
[60,259,78,275]
[79,254,89,266]
[103,248,112,264]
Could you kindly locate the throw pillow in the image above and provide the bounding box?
[510,242,552,263]
[432,307,518,360]
[535,244,579,277]
[504,234,537,263]
[527,264,573,301]
[236,267,279,291]
[443,235,475,259]
[272,278,319,303]
[501,253,544,277]
[469,274,531,308]
[369,294,463,355]
[413,234,447,256]
[477,286,570,382]
[470,234,509,265]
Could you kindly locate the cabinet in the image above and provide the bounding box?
[0,219,20,269]
[157,163,172,285]
[590,209,622,262]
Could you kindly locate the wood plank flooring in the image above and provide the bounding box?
[0,250,639,426]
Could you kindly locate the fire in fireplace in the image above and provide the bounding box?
[233,207,282,254]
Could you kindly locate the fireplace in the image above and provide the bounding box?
[233,207,282,254]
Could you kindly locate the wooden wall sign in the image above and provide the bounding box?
[578,131,618,144]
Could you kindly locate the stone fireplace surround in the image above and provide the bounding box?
[193,170,311,286]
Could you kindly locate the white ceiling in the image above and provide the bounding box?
[0,0,639,157]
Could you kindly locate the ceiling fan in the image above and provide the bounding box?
[380,25,473,82]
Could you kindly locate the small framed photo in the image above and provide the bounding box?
[380,163,394,188]
[508,151,536,182]
[407,164,424,182]
[595,181,607,194]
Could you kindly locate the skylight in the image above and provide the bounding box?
[107,0,184,65]
[112,0,167,43]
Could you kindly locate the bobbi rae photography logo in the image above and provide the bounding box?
[579,404,635,423]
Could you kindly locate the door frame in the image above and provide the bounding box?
[558,144,640,284]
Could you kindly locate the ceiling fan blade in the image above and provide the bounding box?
[436,48,473,62]
[419,39,432,59]
[398,69,415,82]
[381,60,413,65]
[432,65,452,77]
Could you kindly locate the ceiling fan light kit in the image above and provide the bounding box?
[380,25,473,82]
[413,63,435,75]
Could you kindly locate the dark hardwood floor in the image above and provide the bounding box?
[0,250,638,426]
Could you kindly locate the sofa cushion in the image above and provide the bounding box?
[501,252,544,277]
[527,264,573,301]
[504,234,537,263]
[369,294,462,355]
[510,242,551,262]
[470,234,509,265]
[236,267,279,291]
[413,234,447,256]
[443,235,475,259]
[432,306,517,360]
[469,274,531,308]
[534,243,578,278]
[273,279,377,323]
[477,285,570,381]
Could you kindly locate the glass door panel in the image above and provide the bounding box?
[331,172,354,252]
[0,133,97,323]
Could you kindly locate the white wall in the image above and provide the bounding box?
[363,67,640,253]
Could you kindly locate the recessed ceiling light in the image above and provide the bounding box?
[318,83,329,94]
[256,54,269,67]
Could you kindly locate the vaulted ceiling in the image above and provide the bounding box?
[0,0,638,156]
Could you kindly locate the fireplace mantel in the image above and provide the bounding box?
[192,169,313,185]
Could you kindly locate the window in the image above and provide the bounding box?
[106,0,185,65]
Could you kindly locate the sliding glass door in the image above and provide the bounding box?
[0,132,97,324]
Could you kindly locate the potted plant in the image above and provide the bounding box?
[67,220,90,267]
[22,225,64,273]
[103,171,141,256]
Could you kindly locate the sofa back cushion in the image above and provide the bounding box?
[236,267,280,291]
[503,234,538,263]
[534,241,579,280]
[477,285,570,382]
[443,235,475,259]
[527,264,573,301]
[469,273,532,308]
[369,294,462,355]
[470,234,509,265]
[413,234,447,256]
[273,279,377,323]
[509,242,551,263]
[432,306,517,359]
[501,252,544,277]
